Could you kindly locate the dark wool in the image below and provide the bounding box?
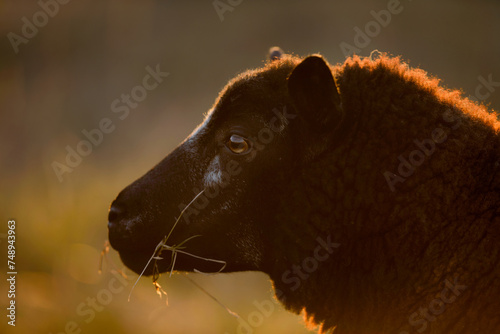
[259,55,500,334]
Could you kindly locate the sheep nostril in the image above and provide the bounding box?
[107,205,123,229]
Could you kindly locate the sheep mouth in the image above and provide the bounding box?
[117,248,159,275]
[115,248,214,276]
[107,229,167,275]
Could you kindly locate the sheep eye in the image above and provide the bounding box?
[226,135,250,154]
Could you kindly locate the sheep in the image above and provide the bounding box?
[107,48,500,333]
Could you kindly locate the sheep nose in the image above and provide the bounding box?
[107,203,123,229]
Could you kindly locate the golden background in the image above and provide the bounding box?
[1,1,499,333]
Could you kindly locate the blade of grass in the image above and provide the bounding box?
[183,274,239,319]
[128,189,205,301]
[126,187,235,318]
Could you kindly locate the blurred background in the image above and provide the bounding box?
[1,1,499,333]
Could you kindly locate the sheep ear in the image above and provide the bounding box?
[287,56,343,132]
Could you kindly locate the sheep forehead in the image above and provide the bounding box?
[189,109,213,141]
[184,109,214,157]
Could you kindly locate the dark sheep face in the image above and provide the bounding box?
[107,53,344,276]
